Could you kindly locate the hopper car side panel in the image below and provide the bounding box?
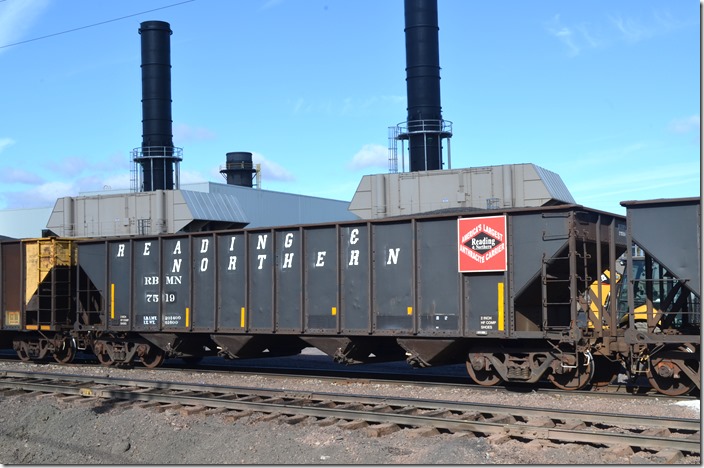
[339,224,371,331]
[416,218,461,334]
[75,206,625,343]
[192,234,216,331]
[304,226,338,332]
[372,221,414,332]
[248,229,274,331]
[216,232,246,331]
[133,238,161,331]
[275,228,303,332]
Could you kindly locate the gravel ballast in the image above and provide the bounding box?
[0,359,699,464]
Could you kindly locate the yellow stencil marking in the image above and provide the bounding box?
[407,306,413,316]
[498,282,505,331]
[110,283,115,320]
[331,307,337,316]
[240,307,246,328]
[185,308,190,328]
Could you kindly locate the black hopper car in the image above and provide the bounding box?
[0,198,700,396]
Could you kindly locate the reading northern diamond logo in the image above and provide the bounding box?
[465,231,500,253]
[458,216,507,272]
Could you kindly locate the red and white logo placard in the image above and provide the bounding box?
[458,216,507,272]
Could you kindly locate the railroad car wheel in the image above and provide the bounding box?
[548,351,594,391]
[141,348,165,368]
[466,356,501,386]
[94,343,115,366]
[53,338,76,364]
[646,345,697,396]
[15,342,31,362]
[96,352,114,366]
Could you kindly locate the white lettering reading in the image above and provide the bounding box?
[165,275,181,285]
[350,228,359,245]
[144,276,159,285]
[315,251,326,267]
[282,252,294,269]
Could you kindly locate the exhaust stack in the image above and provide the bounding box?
[390,0,452,173]
[132,20,182,192]
[220,152,258,188]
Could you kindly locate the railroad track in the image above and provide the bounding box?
[0,352,691,401]
[0,369,699,458]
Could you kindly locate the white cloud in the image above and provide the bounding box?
[0,0,51,51]
[100,173,132,191]
[609,15,651,43]
[609,10,693,45]
[341,95,405,115]
[251,152,295,182]
[546,14,580,56]
[179,169,208,185]
[31,181,76,206]
[0,168,44,185]
[291,95,405,116]
[668,115,700,134]
[173,123,216,143]
[0,137,15,153]
[547,9,690,57]
[349,144,388,170]
[261,0,285,10]
[568,161,700,205]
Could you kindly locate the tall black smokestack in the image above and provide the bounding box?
[137,20,176,191]
[404,0,444,172]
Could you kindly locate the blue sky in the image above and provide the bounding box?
[0,0,700,215]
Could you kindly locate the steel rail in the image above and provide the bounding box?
[0,353,696,402]
[0,370,699,454]
[0,369,697,430]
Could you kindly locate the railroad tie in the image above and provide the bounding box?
[651,449,684,464]
[222,410,254,423]
[363,423,400,438]
[282,415,310,425]
[179,405,206,416]
[406,427,440,438]
[338,419,369,430]
[316,417,339,427]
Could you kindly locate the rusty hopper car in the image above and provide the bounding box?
[0,238,77,362]
[67,203,630,390]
